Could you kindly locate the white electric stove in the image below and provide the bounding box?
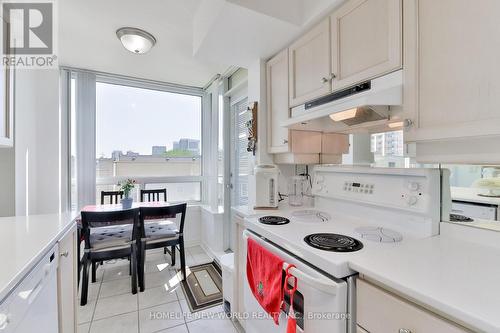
[242,165,447,333]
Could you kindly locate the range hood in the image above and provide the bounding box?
[282,70,403,133]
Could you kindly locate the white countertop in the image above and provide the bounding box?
[349,230,500,333]
[0,212,78,302]
[452,186,500,206]
[232,202,308,218]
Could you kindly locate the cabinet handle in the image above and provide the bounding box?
[330,73,336,80]
[321,77,329,83]
[399,329,412,333]
[283,139,289,144]
[60,251,69,258]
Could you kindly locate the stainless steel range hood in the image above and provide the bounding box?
[281,70,403,133]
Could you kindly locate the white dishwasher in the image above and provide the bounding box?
[0,245,59,333]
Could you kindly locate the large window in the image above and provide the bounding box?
[68,70,206,209]
[95,82,202,202]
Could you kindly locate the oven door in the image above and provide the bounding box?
[242,229,348,333]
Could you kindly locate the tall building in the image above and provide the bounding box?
[371,131,403,157]
[173,138,200,155]
[152,146,166,156]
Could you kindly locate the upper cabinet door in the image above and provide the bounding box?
[406,0,500,142]
[331,0,402,91]
[289,19,332,107]
[267,49,290,153]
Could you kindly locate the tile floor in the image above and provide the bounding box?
[77,246,240,333]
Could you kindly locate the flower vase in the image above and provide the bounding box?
[121,196,133,209]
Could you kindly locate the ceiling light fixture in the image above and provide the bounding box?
[116,27,156,54]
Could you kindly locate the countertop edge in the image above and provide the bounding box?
[0,216,77,303]
[349,262,498,333]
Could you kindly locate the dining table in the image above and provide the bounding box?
[79,201,175,215]
[76,201,178,282]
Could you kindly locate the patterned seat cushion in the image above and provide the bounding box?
[90,224,133,251]
[144,220,178,241]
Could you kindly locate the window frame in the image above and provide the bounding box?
[65,68,209,207]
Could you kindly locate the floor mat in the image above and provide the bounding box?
[179,261,223,312]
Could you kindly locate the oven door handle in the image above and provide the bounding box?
[243,230,339,295]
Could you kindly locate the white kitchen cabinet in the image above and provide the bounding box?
[57,227,77,333]
[357,279,471,333]
[288,19,332,107]
[330,0,402,91]
[405,0,500,143]
[267,49,290,153]
[267,48,342,161]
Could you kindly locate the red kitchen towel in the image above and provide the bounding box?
[246,238,285,325]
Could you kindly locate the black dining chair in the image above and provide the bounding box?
[101,190,124,204]
[80,209,140,305]
[138,203,187,292]
[140,188,172,255]
[140,188,167,202]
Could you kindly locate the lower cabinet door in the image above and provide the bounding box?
[357,279,471,333]
[58,227,77,333]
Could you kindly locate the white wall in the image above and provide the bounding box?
[15,69,60,216]
[0,148,15,216]
[184,206,202,247]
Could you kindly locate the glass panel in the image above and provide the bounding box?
[442,164,500,232]
[370,130,406,167]
[95,183,141,204]
[95,82,202,178]
[70,78,77,210]
[145,182,201,202]
[218,92,224,206]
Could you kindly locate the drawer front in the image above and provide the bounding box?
[357,279,470,333]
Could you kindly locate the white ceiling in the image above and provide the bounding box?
[193,0,345,68]
[59,0,228,87]
[59,0,345,87]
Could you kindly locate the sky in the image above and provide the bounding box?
[95,82,202,158]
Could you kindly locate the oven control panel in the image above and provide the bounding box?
[312,166,442,215]
[344,181,374,194]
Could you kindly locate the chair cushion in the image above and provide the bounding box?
[144,220,178,241]
[90,224,133,251]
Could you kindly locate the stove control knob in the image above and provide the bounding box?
[406,195,418,206]
[407,182,420,191]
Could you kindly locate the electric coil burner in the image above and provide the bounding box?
[304,233,363,252]
[259,216,290,225]
[449,214,474,222]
